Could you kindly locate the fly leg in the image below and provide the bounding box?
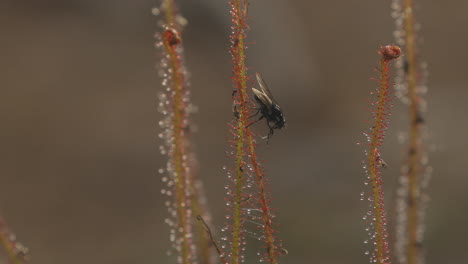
[266,121,274,144]
[248,108,261,119]
[245,114,264,128]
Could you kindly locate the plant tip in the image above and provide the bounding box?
[380,45,401,61]
[164,27,182,47]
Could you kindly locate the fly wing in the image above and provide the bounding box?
[252,87,273,110]
[255,72,278,104]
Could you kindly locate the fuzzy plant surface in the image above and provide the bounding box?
[0,217,28,264]
[154,1,216,264]
[392,0,431,263]
[219,0,284,264]
[361,45,401,264]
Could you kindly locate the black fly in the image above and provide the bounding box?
[250,72,285,141]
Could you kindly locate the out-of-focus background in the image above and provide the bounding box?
[0,0,466,263]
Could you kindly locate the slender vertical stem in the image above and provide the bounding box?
[164,0,175,26]
[246,130,277,264]
[403,1,422,263]
[161,1,193,263]
[365,45,401,264]
[227,1,281,263]
[159,1,216,262]
[164,41,191,264]
[230,0,249,263]
[231,119,245,264]
[368,57,391,264]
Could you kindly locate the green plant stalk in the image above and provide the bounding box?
[164,0,175,26]
[230,0,248,262]
[231,126,245,264]
[228,1,281,263]
[403,1,423,263]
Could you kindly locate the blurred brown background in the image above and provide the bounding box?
[0,0,466,263]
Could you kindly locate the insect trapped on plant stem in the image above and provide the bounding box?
[250,72,286,141]
[374,149,388,169]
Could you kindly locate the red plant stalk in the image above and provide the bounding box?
[0,218,28,264]
[223,0,282,263]
[363,45,401,264]
[162,26,194,264]
[156,1,215,263]
[391,0,429,263]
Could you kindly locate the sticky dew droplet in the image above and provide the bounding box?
[151,7,160,16]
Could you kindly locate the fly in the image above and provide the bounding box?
[374,149,388,169]
[250,72,285,141]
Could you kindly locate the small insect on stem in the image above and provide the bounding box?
[232,37,239,48]
[279,247,289,256]
[232,103,240,119]
[374,149,388,169]
[249,72,286,142]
